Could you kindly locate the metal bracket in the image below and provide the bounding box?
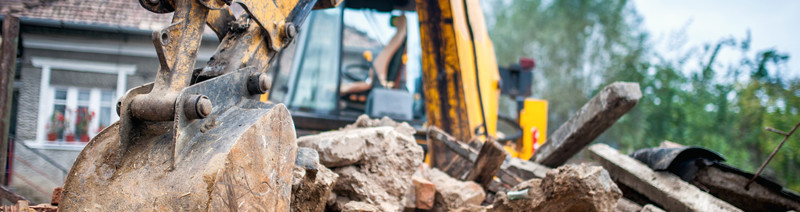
[173,70,267,165]
[234,0,294,51]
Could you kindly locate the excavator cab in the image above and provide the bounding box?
[268,1,427,135]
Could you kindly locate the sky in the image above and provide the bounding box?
[632,0,800,77]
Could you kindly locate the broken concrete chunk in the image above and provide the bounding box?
[297,130,368,167]
[492,164,622,212]
[412,176,436,210]
[615,198,643,212]
[640,204,666,212]
[341,201,380,212]
[452,205,491,212]
[344,115,416,136]
[50,187,62,206]
[291,161,339,212]
[297,126,419,168]
[424,168,486,211]
[302,116,424,212]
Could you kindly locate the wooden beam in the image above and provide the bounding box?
[0,15,20,185]
[0,184,29,203]
[588,144,742,212]
[532,82,641,167]
[466,139,506,189]
[504,158,550,180]
[692,165,800,211]
[428,127,519,189]
[427,127,475,180]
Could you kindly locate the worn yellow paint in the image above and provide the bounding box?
[518,98,548,160]
[416,0,473,142]
[234,0,299,51]
[448,0,500,140]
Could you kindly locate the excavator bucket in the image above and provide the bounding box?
[61,73,297,211]
[59,0,342,210]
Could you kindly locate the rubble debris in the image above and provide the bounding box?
[588,144,742,212]
[50,187,62,206]
[412,176,436,210]
[341,201,380,212]
[427,127,477,180]
[0,201,58,212]
[467,139,507,189]
[635,142,800,211]
[503,158,551,181]
[297,116,418,168]
[640,204,666,212]
[342,115,416,136]
[691,164,800,211]
[297,115,424,211]
[424,166,486,211]
[615,198,642,212]
[0,185,30,204]
[491,164,622,212]
[291,148,339,212]
[427,127,510,189]
[452,205,491,212]
[531,82,641,167]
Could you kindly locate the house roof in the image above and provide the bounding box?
[1,0,173,31]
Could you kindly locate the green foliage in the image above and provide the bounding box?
[487,0,800,190]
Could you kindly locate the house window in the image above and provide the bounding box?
[43,87,116,144]
[31,57,136,149]
[48,89,67,141]
[98,91,114,131]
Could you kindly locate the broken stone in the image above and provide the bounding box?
[50,187,62,206]
[640,204,666,212]
[341,201,380,212]
[343,115,416,136]
[297,126,420,168]
[615,198,643,212]
[424,167,486,211]
[492,164,622,212]
[299,116,424,212]
[413,176,436,210]
[291,159,339,212]
[452,205,491,212]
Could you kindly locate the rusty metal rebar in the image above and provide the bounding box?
[745,121,800,190]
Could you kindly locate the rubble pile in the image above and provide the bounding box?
[296,115,424,211]
[289,115,628,212]
[491,165,622,212]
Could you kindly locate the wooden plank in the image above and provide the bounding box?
[0,184,29,203]
[428,127,518,189]
[504,158,550,180]
[466,139,506,189]
[427,127,475,180]
[0,15,20,185]
[532,82,641,167]
[588,144,742,212]
[691,165,800,212]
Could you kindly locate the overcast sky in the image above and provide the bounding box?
[632,0,800,77]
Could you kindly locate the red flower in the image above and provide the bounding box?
[57,114,64,121]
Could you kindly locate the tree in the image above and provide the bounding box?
[487,0,800,190]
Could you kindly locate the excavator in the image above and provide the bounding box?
[60,0,548,210]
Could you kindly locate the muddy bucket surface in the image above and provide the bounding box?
[61,104,297,211]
